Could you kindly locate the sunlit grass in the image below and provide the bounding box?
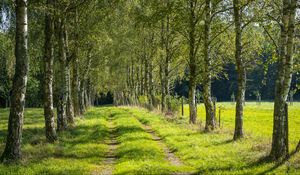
[0,103,299,174]
[129,102,300,174]
[112,111,190,174]
[182,102,300,147]
[0,107,110,174]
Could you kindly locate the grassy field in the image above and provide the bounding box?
[0,102,299,174]
[129,102,300,174]
[182,102,300,148]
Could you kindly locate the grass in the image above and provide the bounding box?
[0,102,299,174]
[0,107,110,174]
[128,102,300,174]
[110,109,190,174]
[182,102,300,148]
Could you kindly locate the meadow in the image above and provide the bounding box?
[0,102,299,174]
[182,102,300,148]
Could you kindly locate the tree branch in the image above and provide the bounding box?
[209,22,233,45]
[262,25,278,53]
[210,7,233,21]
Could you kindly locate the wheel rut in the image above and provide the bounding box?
[132,115,183,167]
[94,114,118,175]
[131,113,196,175]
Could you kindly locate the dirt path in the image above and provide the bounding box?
[133,115,183,167]
[132,114,197,175]
[94,114,118,175]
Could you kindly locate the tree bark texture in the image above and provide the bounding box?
[270,0,297,160]
[233,0,245,140]
[57,17,68,131]
[63,27,75,126]
[72,9,80,117]
[1,0,29,163]
[188,0,197,124]
[43,0,57,143]
[203,0,216,131]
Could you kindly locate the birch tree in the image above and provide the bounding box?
[270,0,297,160]
[0,0,29,163]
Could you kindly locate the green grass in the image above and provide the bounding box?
[0,103,299,174]
[111,109,190,174]
[0,107,110,174]
[128,102,300,174]
[182,102,300,147]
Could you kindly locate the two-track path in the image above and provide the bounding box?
[95,108,192,175]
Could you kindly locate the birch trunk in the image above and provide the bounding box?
[72,9,80,117]
[43,0,57,142]
[63,27,74,125]
[0,0,29,162]
[57,17,67,131]
[270,0,297,160]
[203,0,216,131]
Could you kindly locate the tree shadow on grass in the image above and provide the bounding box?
[195,155,270,174]
[196,149,300,175]
[0,120,109,162]
[118,136,153,143]
[116,146,163,160]
[36,169,85,175]
[115,125,145,135]
[254,148,300,175]
[210,139,234,146]
[109,112,125,119]
[65,124,109,143]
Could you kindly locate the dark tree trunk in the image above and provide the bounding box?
[149,58,155,108]
[270,0,297,161]
[140,58,144,95]
[72,51,80,116]
[188,0,197,124]
[160,64,166,111]
[164,11,171,111]
[233,0,245,140]
[57,17,67,132]
[79,80,85,115]
[79,51,92,115]
[66,64,74,125]
[144,45,149,100]
[160,19,166,112]
[204,0,216,131]
[43,0,57,143]
[64,28,74,125]
[0,0,29,163]
[86,64,92,108]
[72,9,80,117]
[129,59,137,105]
[84,86,88,109]
[136,60,141,97]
